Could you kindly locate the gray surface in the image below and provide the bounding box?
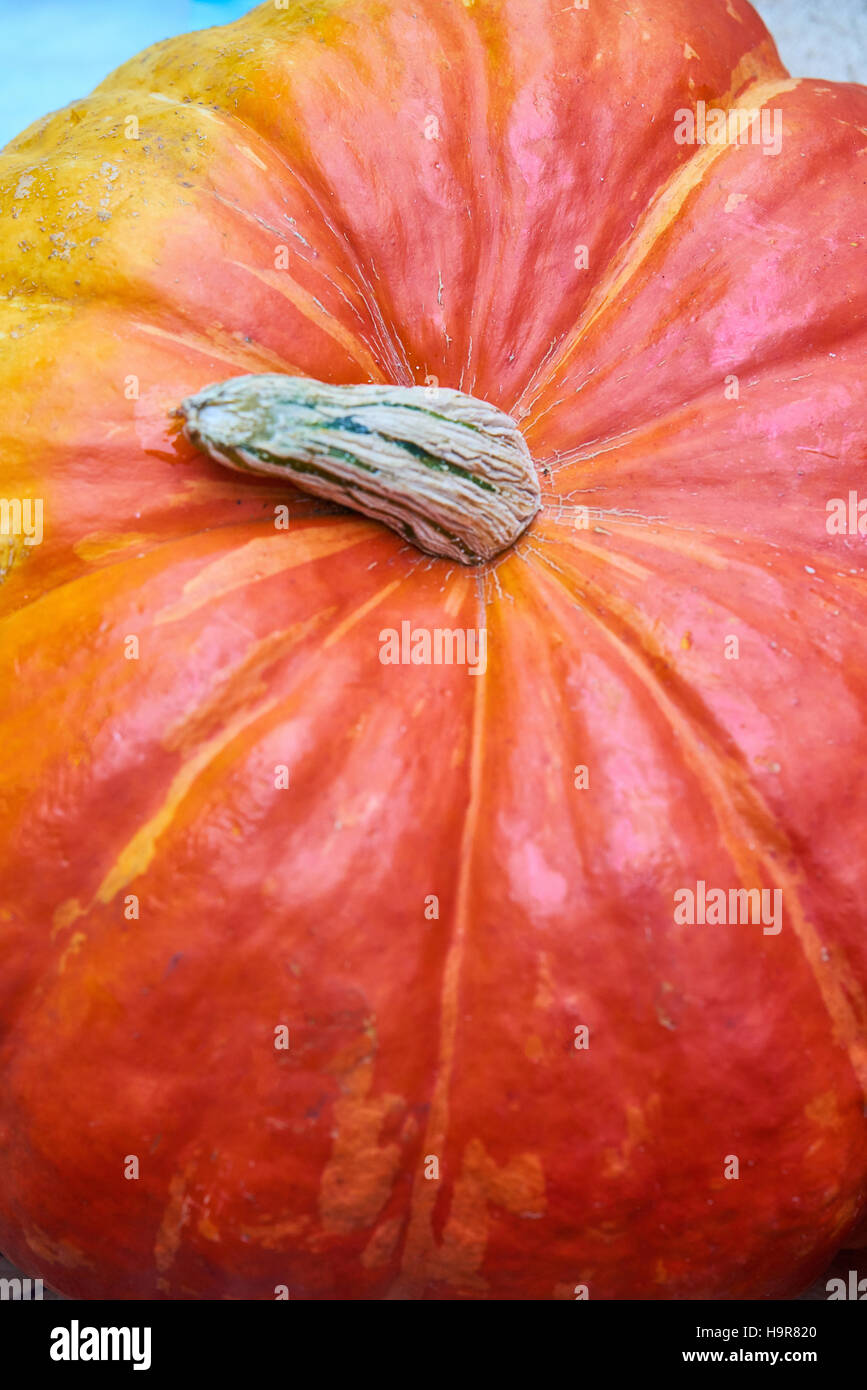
[755,0,867,82]
[0,0,252,149]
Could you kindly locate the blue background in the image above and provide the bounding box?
[0,1,256,148]
[0,0,863,150]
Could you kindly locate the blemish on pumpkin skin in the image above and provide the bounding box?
[73,531,153,563]
[197,1214,220,1242]
[361,1214,404,1269]
[318,1058,406,1236]
[25,1228,96,1270]
[400,1111,421,1144]
[58,930,87,973]
[13,171,36,199]
[392,1139,546,1296]
[533,952,554,1010]
[602,1100,657,1178]
[240,1214,312,1249]
[51,898,84,938]
[154,1165,196,1276]
[804,1091,842,1128]
[234,143,267,171]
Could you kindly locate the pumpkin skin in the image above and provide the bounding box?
[1,0,866,1301]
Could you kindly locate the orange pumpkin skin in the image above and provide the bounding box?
[1,0,866,1301]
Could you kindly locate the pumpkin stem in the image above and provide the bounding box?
[178,375,540,565]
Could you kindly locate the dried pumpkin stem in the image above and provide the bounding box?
[179,374,540,565]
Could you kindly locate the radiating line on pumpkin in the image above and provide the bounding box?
[225,259,385,382]
[0,520,282,643]
[536,514,741,577]
[541,513,867,605]
[187,86,415,384]
[538,423,642,471]
[393,587,490,1291]
[514,337,567,428]
[133,319,304,375]
[320,577,405,650]
[92,691,284,911]
[567,518,749,573]
[211,189,317,252]
[529,551,867,1095]
[210,189,400,382]
[532,524,653,582]
[73,532,158,563]
[210,189,383,363]
[453,0,514,391]
[154,1164,197,1287]
[541,350,866,481]
[162,616,331,757]
[515,64,798,423]
[154,523,373,626]
[53,576,414,925]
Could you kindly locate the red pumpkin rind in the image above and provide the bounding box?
[0,0,866,1298]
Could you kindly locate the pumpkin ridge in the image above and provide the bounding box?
[153,523,383,627]
[205,112,415,383]
[533,324,867,467]
[515,67,798,426]
[52,571,410,931]
[224,258,386,380]
[210,183,411,380]
[111,77,415,384]
[533,354,847,476]
[0,518,375,640]
[529,550,867,1096]
[131,317,308,376]
[392,579,489,1292]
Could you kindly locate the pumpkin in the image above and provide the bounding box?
[1,0,866,1302]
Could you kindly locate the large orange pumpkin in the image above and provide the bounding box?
[1,0,866,1300]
